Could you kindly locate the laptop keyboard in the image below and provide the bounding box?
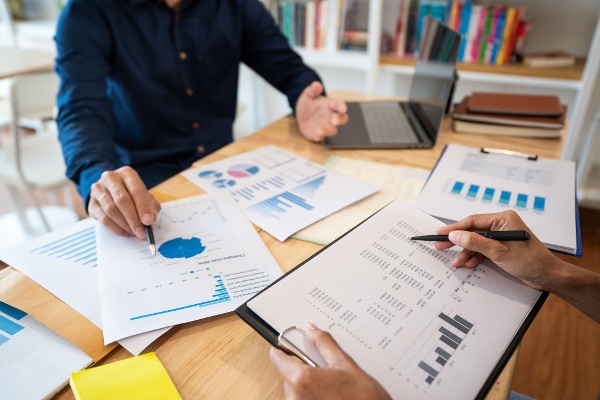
[360,102,420,144]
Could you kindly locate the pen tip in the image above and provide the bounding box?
[150,244,156,256]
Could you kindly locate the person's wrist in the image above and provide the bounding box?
[542,257,571,293]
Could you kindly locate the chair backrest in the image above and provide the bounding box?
[7,71,63,185]
[10,71,59,125]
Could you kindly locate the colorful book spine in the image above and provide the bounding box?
[477,6,493,63]
[457,0,471,62]
[497,6,516,64]
[415,0,432,55]
[484,6,501,64]
[304,0,315,50]
[470,5,487,63]
[503,7,523,63]
[430,0,447,22]
[489,7,505,64]
[463,3,481,63]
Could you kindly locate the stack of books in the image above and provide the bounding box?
[451,92,566,138]
[391,0,532,64]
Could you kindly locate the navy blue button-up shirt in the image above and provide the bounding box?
[55,0,321,204]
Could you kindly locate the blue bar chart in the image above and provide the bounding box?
[247,176,325,220]
[447,180,546,212]
[131,275,230,320]
[418,312,474,385]
[0,301,26,346]
[30,226,97,268]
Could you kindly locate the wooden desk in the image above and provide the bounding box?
[4,103,564,399]
[0,46,54,79]
[66,115,563,398]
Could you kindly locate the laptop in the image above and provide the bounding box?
[325,16,462,149]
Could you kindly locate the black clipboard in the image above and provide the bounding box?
[236,202,549,399]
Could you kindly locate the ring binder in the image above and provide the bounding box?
[480,147,538,160]
[277,326,319,368]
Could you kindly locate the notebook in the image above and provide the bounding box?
[325,16,461,149]
[467,92,563,116]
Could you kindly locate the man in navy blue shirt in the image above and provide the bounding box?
[55,0,348,239]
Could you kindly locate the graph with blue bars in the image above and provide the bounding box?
[449,180,546,212]
[247,176,326,220]
[418,312,474,385]
[0,301,27,346]
[29,226,97,268]
[130,275,230,320]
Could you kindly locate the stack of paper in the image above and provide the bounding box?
[0,301,92,399]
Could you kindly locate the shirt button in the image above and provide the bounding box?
[192,121,200,129]
[197,145,205,154]
[179,52,187,60]
[186,88,194,96]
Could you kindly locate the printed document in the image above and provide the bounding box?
[0,219,169,355]
[181,146,379,241]
[293,156,429,245]
[415,144,578,254]
[97,194,283,343]
[247,200,542,400]
[0,301,92,399]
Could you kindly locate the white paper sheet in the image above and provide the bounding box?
[415,144,578,254]
[0,218,169,355]
[181,146,380,241]
[248,200,542,400]
[97,194,283,343]
[293,156,429,245]
[0,301,92,399]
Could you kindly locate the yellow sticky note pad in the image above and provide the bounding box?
[70,352,181,400]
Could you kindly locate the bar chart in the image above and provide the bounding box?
[130,275,230,320]
[0,301,26,346]
[29,226,97,268]
[246,176,325,220]
[447,180,547,212]
[417,312,474,385]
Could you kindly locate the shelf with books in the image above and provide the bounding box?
[379,55,586,81]
[263,0,383,92]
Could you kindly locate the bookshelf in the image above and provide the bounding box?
[260,0,600,207]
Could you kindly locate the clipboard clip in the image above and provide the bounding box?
[480,147,538,161]
[278,326,319,367]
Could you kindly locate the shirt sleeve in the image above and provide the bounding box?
[239,0,324,113]
[54,0,118,207]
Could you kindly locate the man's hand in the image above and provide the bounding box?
[270,322,391,400]
[434,210,561,291]
[88,166,161,237]
[295,81,348,142]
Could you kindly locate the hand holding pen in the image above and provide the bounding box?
[430,210,560,292]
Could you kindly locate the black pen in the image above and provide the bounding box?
[145,225,156,256]
[411,230,530,242]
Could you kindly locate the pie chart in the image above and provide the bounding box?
[227,164,260,178]
[198,170,223,179]
[158,237,206,259]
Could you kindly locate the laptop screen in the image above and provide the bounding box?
[408,16,461,140]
